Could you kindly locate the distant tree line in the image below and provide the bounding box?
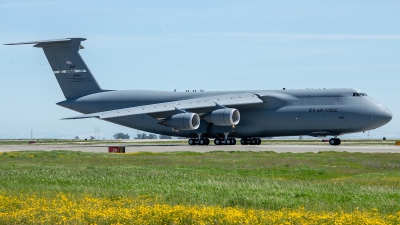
[113,133,130,139]
[136,133,158,139]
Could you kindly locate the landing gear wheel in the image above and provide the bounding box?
[257,138,261,145]
[204,138,210,145]
[232,138,237,145]
[329,138,341,146]
[240,138,247,145]
[226,139,231,145]
[214,139,221,145]
[199,139,205,145]
[188,139,195,145]
[251,138,257,145]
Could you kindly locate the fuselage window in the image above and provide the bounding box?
[353,93,367,97]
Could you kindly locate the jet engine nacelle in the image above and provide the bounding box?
[165,113,200,130]
[204,108,240,126]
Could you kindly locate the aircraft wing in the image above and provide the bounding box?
[63,93,263,120]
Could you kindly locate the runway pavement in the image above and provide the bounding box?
[0,144,399,153]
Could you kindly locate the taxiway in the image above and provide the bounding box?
[0,144,399,153]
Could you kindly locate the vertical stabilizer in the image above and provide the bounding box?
[5,38,103,99]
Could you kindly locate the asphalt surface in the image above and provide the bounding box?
[0,144,399,153]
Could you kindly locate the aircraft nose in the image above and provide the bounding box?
[380,107,393,125]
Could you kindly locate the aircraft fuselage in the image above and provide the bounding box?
[57,88,392,138]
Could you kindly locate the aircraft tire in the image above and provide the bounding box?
[226,139,231,145]
[199,139,205,145]
[329,138,341,146]
[240,138,247,145]
[204,138,210,145]
[251,138,257,145]
[257,138,261,145]
[188,139,195,145]
[232,138,237,145]
[214,139,220,145]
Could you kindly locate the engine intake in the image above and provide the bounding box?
[165,113,200,130]
[204,108,240,126]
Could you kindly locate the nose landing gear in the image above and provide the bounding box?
[329,138,341,146]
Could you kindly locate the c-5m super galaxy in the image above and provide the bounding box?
[6,38,392,145]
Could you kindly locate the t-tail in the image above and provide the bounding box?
[5,38,103,99]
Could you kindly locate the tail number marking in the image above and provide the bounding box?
[54,69,87,74]
[67,78,92,82]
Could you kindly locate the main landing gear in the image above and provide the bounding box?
[329,138,341,146]
[240,138,261,145]
[214,138,237,145]
[188,138,210,145]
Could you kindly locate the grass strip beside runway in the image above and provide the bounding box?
[0,151,399,224]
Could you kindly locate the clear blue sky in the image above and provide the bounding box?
[1,0,399,139]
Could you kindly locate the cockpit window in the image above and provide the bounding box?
[353,93,367,97]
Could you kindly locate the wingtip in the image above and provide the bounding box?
[61,117,76,120]
[61,115,100,120]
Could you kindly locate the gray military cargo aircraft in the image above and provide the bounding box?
[6,38,392,145]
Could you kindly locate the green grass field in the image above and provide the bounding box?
[1,150,399,215]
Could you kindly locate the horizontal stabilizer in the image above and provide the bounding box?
[4,38,86,48]
[5,38,72,45]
